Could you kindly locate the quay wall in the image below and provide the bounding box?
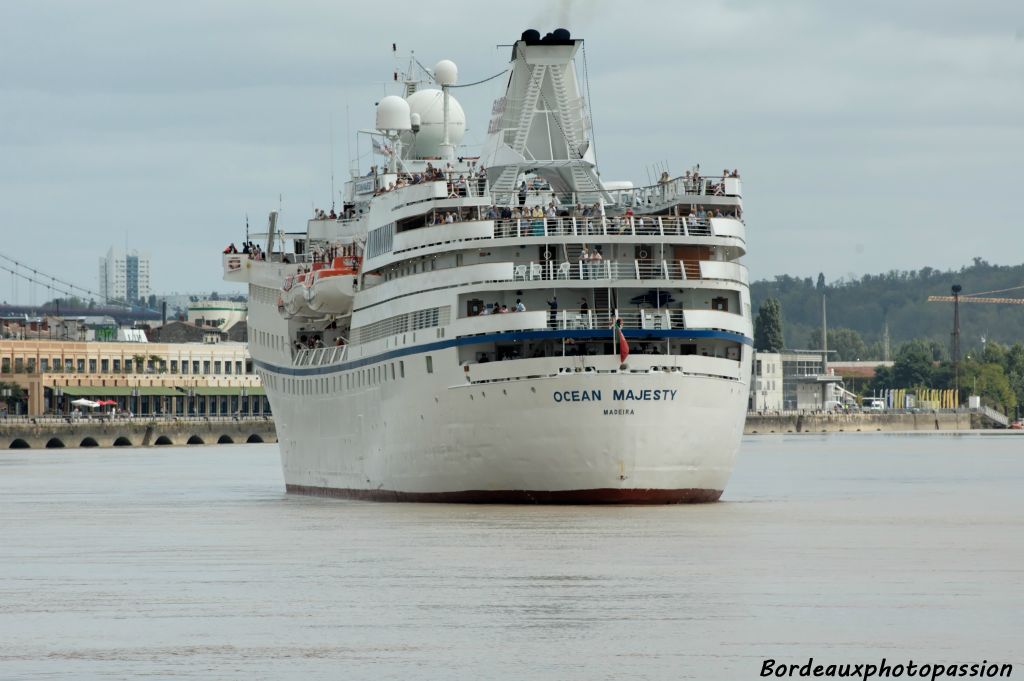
[745,412,977,434]
[0,416,278,449]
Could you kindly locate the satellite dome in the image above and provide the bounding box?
[375,95,411,131]
[433,59,458,86]
[405,89,465,157]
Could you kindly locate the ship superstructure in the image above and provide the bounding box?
[223,29,751,503]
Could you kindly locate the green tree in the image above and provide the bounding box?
[807,327,869,361]
[892,341,934,388]
[754,298,784,352]
[963,361,1016,414]
[0,381,26,414]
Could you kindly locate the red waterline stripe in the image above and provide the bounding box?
[285,484,722,505]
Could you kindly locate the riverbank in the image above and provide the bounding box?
[0,416,277,449]
[744,411,992,434]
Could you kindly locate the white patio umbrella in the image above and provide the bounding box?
[69,398,100,409]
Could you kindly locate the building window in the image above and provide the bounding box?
[113,359,121,372]
[1,358,10,374]
[224,361,232,375]
[170,360,178,373]
[40,358,49,372]
[236,361,243,375]
[101,359,109,372]
[192,361,200,374]
[89,359,97,373]
[203,361,211,375]
[214,361,222,374]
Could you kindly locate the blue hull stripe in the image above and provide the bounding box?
[256,328,752,377]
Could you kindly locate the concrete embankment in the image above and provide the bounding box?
[744,411,984,434]
[0,417,277,449]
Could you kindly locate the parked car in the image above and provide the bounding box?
[861,398,885,412]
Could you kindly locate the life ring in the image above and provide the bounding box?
[543,250,552,260]
[639,249,649,259]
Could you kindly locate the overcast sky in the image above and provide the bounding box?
[1,0,1022,303]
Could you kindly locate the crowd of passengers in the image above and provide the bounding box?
[223,241,265,260]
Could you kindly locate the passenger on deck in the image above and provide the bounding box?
[515,299,526,312]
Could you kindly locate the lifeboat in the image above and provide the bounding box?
[306,255,361,315]
[280,269,317,318]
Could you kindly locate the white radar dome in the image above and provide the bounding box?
[433,59,458,86]
[376,95,412,131]
[404,89,465,157]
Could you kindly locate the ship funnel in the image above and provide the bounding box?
[481,30,606,201]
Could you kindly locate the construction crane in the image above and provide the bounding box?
[927,284,1024,398]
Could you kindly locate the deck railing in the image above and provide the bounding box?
[510,258,744,283]
[293,344,348,367]
[492,215,723,239]
[541,308,686,331]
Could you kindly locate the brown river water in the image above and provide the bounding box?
[0,433,1021,680]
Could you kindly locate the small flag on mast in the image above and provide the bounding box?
[614,318,629,364]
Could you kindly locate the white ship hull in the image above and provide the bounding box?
[257,343,749,503]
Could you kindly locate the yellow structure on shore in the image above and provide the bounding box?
[0,338,267,417]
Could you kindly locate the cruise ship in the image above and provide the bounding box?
[223,29,751,503]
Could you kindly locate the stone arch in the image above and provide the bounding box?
[112,436,133,447]
[80,437,99,447]
[217,435,234,444]
[246,434,265,443]
[9,438,30,449]
[186,435,205,445]
[154,435,173,446]
[45,438,66,449]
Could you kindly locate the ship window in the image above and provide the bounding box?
[391,363,396,381]
[425,356,433,374]
[400,361,405,378]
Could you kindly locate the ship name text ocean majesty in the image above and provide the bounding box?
[552,389,678,403]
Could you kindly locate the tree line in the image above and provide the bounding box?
[750,258,1024,357]
[753,277,1024,416]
